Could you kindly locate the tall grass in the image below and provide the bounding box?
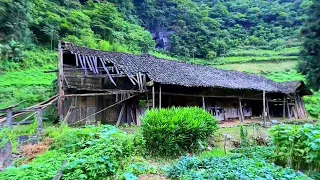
[141,107,218,157]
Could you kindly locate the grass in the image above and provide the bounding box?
[0,49,57,110]
[215,60,299,74]
[0,68,56,109]
[226,47,299,57]
[214,55,298,64]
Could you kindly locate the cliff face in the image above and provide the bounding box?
[151,28,174,51]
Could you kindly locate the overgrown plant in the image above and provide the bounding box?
[166,156,310,179]
[141,107,218,157]
[240,124,249,148]
[270,124,320,172]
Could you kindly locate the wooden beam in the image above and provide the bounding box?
[263,90,266,126]
[37,108,43,137]
[152,85,155,108]
[283,95,286,120]
[286,101,292,119]
[202,96,205,110]
[116,104,126,126]
[239,97,244,122]
[58,41,64,121]
[64,90,140,97]
[159,84,162,108]
[150,91,287,102]
[136,107,141,126]
[6,108,13,129]
[266,99,271,121]
[99,58,116,86]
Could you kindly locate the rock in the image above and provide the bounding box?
[264,122,272,127]
[271,120,279,124]
[224,134,232,140]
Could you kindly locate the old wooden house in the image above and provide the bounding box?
[57,41,312,125]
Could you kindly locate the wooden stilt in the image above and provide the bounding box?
[238,97,244,122]
[262,90,266,126]
[202,96,206,110]
[159,84,162,108]
[283,95,286,120]
[152,85,155,108]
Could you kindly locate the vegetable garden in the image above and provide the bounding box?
[0,107,319,179]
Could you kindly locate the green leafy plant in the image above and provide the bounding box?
[270,124,320,171]
[141,107,218,157]
[166,156,310,180]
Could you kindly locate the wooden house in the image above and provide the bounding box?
[57,41,312,125]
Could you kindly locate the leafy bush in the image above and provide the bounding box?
[270,124,320,171]
[141,107,218,157]
[0,125,147,180]
[166,156,310,180]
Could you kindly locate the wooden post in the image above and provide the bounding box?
[58,41,64,121]
[266,100,271,121]
[238,97,244,122]
[37,108,43,137]
[146,92,149,110]
[286,102,292,119]
[202,96,205,110]
[116,104,126,126]
[136,107,141,126]
[152,85,155,108]
[283,95,286,120]
[6,108,13,129]
[262,90,266,126]
[159,84,162,108]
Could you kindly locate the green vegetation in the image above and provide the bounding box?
[270,124,320,171]
[0,118,315,179]
[0,125,151,180]
[141,107,218,157]
[0,121,38,153]
[299,0,320,90]
[166,155,309,179]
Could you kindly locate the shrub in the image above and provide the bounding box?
[141,107,218,157]
[0,125,148,180]
[270,124,320,171]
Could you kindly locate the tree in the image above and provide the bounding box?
[299,0,320,90]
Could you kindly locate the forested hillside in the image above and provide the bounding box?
[0,0,312,59]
